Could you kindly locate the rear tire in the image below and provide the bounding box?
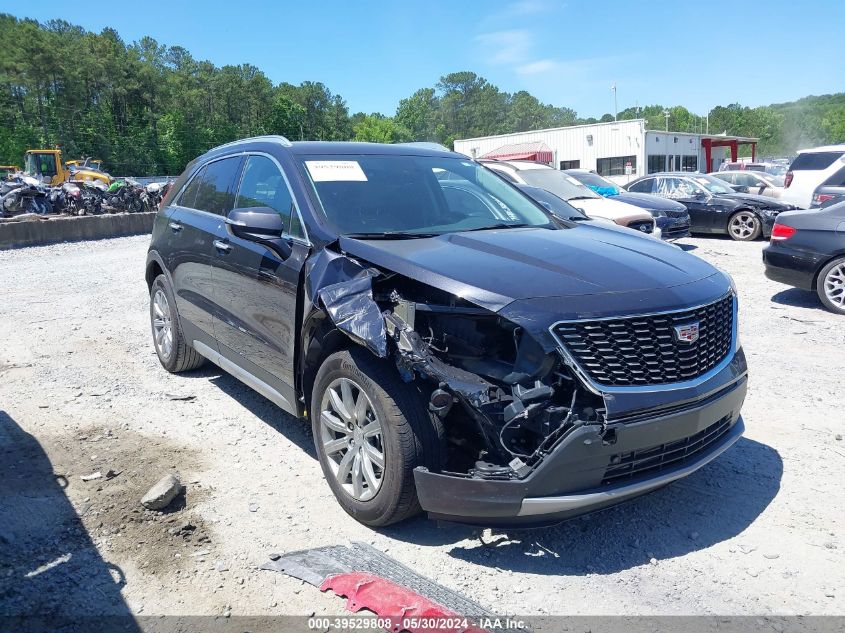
[149,274,205,373]
[310,348,444,526]
[727,210,761,241]
[816,257,845,315]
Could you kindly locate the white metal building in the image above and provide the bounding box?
[453,119,759,185]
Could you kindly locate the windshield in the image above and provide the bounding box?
[565,171,620,196]
[297,154,554,236]
[517,169,601,201]
[692,174,736,194]
[515,185,587,220]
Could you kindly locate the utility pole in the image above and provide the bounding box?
[663,109,670,131]
[611,83,618,121]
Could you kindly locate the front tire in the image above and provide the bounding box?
[817,257,845,315]
[310,349,443,526]
[727,210,761,241]
[149,274,205,372]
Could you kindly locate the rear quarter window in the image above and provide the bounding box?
[790,152,843,171]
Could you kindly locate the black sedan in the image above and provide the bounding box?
[565,169,691,240]
[763,202,845,314]
[626,172,798,241]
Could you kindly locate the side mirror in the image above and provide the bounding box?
[227,206,294,260]
[227,206,285,240]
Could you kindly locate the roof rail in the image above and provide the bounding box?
[211,135,293,152]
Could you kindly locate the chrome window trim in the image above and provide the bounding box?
[549,292,737,395]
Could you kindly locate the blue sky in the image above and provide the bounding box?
[3,0,843,117]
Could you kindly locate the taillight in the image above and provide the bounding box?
[770,223,796,241]
[812,193,834,206]
[784,171,793,188]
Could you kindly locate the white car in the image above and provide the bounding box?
[711,170,785,199]
[479,160,657,236]
[782,145,845,209]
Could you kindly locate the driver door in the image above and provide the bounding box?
[212,154,310,412]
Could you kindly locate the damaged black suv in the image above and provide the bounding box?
[146,137,748,527]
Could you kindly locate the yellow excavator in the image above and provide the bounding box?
[24,149,111,186]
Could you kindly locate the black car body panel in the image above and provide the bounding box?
[147,138,747,525]
[609,191,691,239]
[627,174,797,237]
[763,204,845,290]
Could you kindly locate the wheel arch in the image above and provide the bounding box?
[298,309,356,420]
[145,250,169,292]
[812,250,845,288]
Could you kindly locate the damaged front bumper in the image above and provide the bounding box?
[414,372,747,527]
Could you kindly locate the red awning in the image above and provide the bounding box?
[480,141,553,163]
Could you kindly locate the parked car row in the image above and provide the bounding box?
[479,159,668,238]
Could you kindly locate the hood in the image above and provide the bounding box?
[715,192,793,209]
[571,196,653,221]
[612,191,688,212]
[339,224,720,314]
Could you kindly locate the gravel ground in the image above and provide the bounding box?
[0,234,843,619]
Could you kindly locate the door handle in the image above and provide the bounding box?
[213,239,232,253]
[169,221,182,232]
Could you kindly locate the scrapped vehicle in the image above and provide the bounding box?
[711,170,785,199]
[0,165,19,179]
[147,137,747,527]
[478,159,657,236]
[763,203,845,314]
[782,145,845,209]
[564,169,691,240]
[627,172,798,241]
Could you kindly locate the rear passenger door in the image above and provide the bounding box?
[167,156,244,349]
[211,153,310,411]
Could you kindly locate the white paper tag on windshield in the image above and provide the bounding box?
[305,160,368,182]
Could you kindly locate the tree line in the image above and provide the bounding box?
[1,14,843,175]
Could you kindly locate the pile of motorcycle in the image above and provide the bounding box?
[0,173,172,218]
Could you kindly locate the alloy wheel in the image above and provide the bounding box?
[728,212,758,240]
[823,262,845,308]
[319,377,384,502]
[151,289,174,360]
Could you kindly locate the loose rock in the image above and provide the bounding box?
[140,473,183,510]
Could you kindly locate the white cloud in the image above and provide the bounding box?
[474,30,533,65]
[515,59,559,75]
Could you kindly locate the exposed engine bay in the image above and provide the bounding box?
[311,247,608,481]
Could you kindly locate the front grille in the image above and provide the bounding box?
[601,415,732,485]
[552,294,734,387]
[665,209,689,219]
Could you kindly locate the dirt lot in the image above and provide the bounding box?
[0,234,843,619]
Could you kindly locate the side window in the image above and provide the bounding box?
[656,177,695,199]
[235,155,303,238]
[177,166,206,208]
[194,157,242,215]
[628,178,654,193]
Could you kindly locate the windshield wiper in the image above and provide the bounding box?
[567,196,596,201]
[461,222,534,232]
[343,231,441,240]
